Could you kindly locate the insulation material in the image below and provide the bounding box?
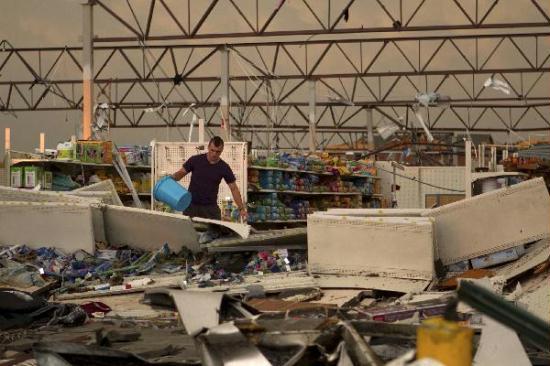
[151,142,247,210]
[424,178,550,265]
[0,201,95,253]
[307,213,435,281]
[102,205,199,252]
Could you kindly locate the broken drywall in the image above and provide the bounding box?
[71,180,123,206]
[517,273,550,323]
[473,316,531,366]
[308,213,435,281]
[192,216,251,239]
[315,275,430,293]
[424,178,550,265]
[102,205,200,253]
[494,239,550,281]
[0,201,95,253]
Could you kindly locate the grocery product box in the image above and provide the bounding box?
[43,171,53,190]
[24,166,43,188]
[10,166,23,188]
[76,140,113,164]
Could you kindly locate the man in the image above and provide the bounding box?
[171,136,247,221]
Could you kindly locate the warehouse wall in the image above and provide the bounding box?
[376,162,465,208]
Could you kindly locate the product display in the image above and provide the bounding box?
[245,152,382,223]
[8,140,152,208]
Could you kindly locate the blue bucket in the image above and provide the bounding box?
[153,176,192,211]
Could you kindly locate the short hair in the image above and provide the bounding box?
[209,136,224,147]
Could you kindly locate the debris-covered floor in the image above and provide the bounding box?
[1,179,549,365]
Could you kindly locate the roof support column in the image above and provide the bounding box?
[82,1,94,140]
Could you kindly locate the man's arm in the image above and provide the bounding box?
[228,182,247,219]
[171,167,188,181]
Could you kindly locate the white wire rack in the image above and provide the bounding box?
[151,141,248,211]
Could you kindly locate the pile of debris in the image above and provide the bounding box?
[0,179,549,365]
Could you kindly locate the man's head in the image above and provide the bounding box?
[207,136,224,163]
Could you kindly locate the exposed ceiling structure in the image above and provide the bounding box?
[0,0,549,149]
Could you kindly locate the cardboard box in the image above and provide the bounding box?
[24,166,43,188]
[10,166,23,188]
[43,171,53,190]
[76,140,113,164]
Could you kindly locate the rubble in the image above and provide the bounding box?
[1,179,549,365]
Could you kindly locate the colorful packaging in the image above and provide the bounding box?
[43,171,53,190]
[24,166,43,188]
[10,166,23,188]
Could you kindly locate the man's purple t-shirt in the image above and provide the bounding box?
[183,153,236,205]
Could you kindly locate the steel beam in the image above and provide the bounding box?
[82,1,94,140]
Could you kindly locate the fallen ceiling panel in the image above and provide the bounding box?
[102,205,200,252]
[424,178,550,265]
[307,213,435,281]
[144,289,225,336]
[0,201,95,253]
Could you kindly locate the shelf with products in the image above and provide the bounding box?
[248,188,361,196]
[248,165,380,179]
[242,190,363,224]
[11,159,150,170]
[248,167,379,203]
[8,158,152,204]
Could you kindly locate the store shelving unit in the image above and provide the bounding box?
[6,152,152,206]
[246,165,383,225]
